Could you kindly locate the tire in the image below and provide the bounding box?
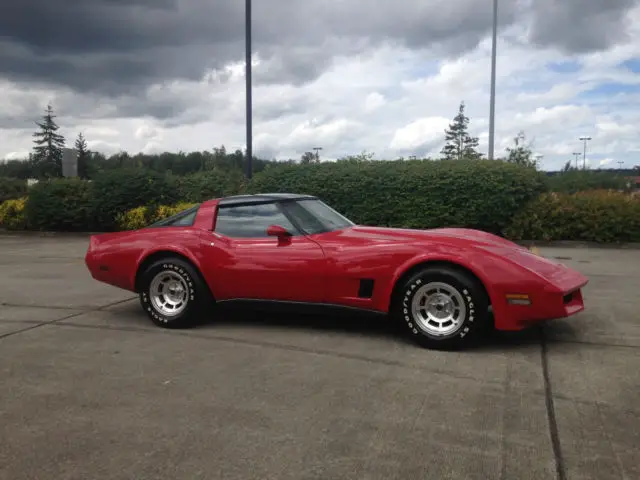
[394,265,489,350]
[138,257,212,329]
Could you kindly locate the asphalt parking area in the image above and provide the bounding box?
[1,235,638,480]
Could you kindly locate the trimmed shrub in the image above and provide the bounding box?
[546,170,629,193]
[246,159,547,234]
[0,177,28,203]
[0,197,28,230]
[89,169,180,231]
[505,190,640,243]
[176,168,245,202]
[116,202,198,230]
[25,179,92,231]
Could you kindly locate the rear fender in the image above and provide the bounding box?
[131,245,204,292]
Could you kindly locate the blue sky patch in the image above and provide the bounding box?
[580,82,640,98]
[547,60,582,73]
[620,58,640,73]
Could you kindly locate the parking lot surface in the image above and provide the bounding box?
[1,235,638,480]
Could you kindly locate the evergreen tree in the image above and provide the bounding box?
[32,104,65,178]
[74,132,90,178]
[505,131,536,168]
[441,101,482,161]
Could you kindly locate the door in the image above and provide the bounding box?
[199,202,327,303]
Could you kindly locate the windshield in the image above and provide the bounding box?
[282,199,355,234]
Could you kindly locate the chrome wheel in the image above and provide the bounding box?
[149,270,189,317]
[411,281,467,336]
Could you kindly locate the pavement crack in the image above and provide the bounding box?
[540,326,567,480]
[0,297,137,340]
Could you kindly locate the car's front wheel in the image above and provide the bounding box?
[394,265,490,350]
[138,257,211,328]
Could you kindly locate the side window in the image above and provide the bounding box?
[150,205,200,228]
[214,203,299,238]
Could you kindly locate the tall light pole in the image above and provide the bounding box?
[573,152,581,169]
[579,136,591,170]
[617,160,624,170]
[488,0,498,160]
[312,146,323,162]
[245,0,253,179]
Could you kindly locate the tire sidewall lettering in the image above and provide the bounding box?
[144,262,196,324]
[401,276,474,340]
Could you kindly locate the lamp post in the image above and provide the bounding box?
[579,136,591,170]
[488,0,498,160]
[245,0,253,179]
[312,146,323,162]
[572,152,581,169]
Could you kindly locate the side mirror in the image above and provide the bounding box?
[266,225,291,238]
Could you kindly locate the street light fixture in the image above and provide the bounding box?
[245,0,253,179]
[312,147,323,162]
[572,152,581,169]
[579,136,591,170]
[488,0,498,160]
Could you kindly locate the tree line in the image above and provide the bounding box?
[1,102,637,180]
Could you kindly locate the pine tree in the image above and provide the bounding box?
[441,101,482,160]
[505,131,536,168]
[75,132,90,178]
[32,104,65,178]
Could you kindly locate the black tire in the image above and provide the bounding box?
[138,257,212,329]
[393,265,490,350]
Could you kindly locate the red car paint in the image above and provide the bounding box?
[85,196,588,331]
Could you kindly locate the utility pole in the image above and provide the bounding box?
[579,136,591,169]
[572,152,581,169]
[312,147,323,162]
[534,154,543,169]
[245,0,253,179]
[488,0,498,160]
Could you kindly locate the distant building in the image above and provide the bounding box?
[62,148,78,177]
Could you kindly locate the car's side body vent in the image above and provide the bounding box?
[358,279,375,298]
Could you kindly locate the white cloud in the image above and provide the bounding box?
[2,4,640,170]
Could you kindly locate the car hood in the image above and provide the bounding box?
[345,226,588,291]
[347,225,525,249]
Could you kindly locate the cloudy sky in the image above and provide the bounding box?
[1,0,639,170]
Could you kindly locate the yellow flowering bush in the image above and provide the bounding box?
[117,202,198,230]
[0,197,28,230]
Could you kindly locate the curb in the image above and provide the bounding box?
[515,240,640,250]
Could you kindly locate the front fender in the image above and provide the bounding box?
[378,249,499,313]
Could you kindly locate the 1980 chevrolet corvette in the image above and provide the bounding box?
[85,193,588,349]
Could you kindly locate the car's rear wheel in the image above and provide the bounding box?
[138,257,211,329]
[394,265,489,350]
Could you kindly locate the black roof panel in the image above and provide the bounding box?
[218,193,317,206]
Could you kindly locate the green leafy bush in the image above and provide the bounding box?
[116,202,198,230]
[246,159,547,234]
[25,179,92,231]
[0,197,28,230]
[505,190,640,243]
[546,170,628,193]
[176,168,245,202]
[89,169,180,231]
[0,177,28,203]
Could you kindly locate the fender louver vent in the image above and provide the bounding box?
[358,279,375,298]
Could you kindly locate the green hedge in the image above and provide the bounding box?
[546,170,629,193]
[505,191,640,243]
[0,177,28,203]
[89,169,181,231]
[25,179,92,231]
[246,159,547,234]
[176,169,245,203]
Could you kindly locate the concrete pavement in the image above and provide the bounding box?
[0,236,638,480]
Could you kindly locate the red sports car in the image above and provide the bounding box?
[85,193,588,349]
